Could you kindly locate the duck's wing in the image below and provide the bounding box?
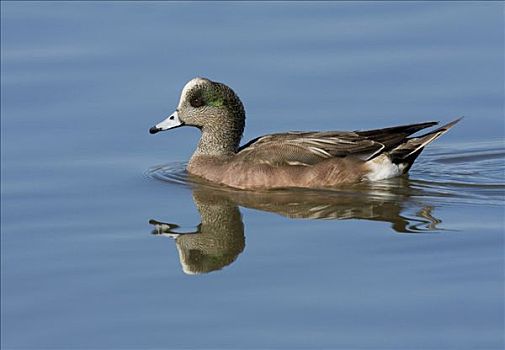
[236,131,383,166]
[236,121,439,166]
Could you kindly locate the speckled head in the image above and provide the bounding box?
[150,77,246,157]
[150,77,245,137]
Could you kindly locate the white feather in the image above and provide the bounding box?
[365,155,403,181]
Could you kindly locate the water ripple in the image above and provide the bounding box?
[146,162,189,187]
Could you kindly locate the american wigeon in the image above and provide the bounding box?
[150,77,460,190]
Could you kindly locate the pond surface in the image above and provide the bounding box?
[1,2,504,349]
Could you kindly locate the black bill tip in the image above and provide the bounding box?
[149,126,161,134]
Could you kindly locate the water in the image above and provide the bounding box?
[1,2,504,349]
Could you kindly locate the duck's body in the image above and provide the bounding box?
[150,78,460,190]
[187,152,365,189]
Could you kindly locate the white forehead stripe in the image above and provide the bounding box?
[178,77,209,108]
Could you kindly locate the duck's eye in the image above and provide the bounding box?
[190,96,205,108]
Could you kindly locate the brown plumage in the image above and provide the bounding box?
[151,77,461,190]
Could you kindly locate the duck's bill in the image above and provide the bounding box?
[149,111,184,134]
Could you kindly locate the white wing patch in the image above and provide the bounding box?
[285,161,311,166]
[365,143,386,160]
[307,146,332,158]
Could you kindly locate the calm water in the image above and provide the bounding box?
[1,2,504,349]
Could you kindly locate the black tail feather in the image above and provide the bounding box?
[356,121,438,140]
[389,117,462,169]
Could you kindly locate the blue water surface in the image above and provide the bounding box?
[1,2,504,349]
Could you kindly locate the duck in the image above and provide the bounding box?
[149,77,460,190]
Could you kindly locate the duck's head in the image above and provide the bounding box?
[149,77,245,137]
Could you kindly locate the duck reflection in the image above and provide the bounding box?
[150,189,245,275]
[149,178,442,275]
